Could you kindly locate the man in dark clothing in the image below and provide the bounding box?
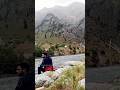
[15,63,35,90]
[38,52,53,74]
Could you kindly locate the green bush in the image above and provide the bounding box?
[48,48,54,56]
[46,64,85,90]
[35,47,43,57]
[59,44,65,47]
[55,44,59,49]
[50,46,55,51]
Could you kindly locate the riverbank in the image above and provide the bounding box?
[35,61,85,90]
[35,54,85,74]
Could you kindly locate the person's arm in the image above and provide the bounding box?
[40,58,45,67]
[49,57,53,66]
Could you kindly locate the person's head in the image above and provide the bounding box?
[16,63,30,76]
[42,51,49,58]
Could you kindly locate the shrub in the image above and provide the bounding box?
[48,48,54,56]
[35,47,43,57]
[46,64,85,90]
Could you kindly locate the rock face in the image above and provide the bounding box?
[35,2,85,46]
[0,0,34,58]
[35,13,85,46]
[0,0,34,37]
[86,0,120,66]
[78,78,85,87]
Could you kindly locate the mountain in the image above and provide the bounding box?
[86,0,120,66]
[0,0,34,42]
[35,2,85,46]
[36,13,61,32]
[35,12,85,46]
[35,2,85,27]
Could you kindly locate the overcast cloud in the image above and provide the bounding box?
[35,0,85,11]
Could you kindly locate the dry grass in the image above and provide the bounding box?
[45,64,85,90]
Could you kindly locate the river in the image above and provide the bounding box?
[35,54,85,74]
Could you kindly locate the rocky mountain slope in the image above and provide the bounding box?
[35,13,85,46]
[0,0,34,42]
[86,0,120,66]
[35,2,85,46]
[35,2,85,27]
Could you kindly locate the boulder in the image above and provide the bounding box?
[78,78,85,87]
[35,73,52,88]
[55,68,65,74]
[36,86,44,90]
[44,79,54,87]
[64,61,84,66]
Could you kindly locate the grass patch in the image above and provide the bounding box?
[46,64,85,90]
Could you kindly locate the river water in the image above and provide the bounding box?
[35,54,85,74]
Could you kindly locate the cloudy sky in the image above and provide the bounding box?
[35,0,85,11]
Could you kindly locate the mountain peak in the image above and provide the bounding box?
[43,13,59,23]
[35,2,85,27]
[45,13,56,18]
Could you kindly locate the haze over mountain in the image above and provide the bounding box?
[35,2,85,27]
[35,2,85,46]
